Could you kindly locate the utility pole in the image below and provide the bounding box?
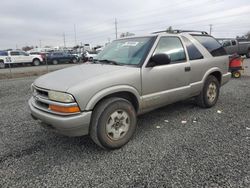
[63,32,66,47]
[115,18,118,39]
[209,24,213,35]
[74,24,77,46]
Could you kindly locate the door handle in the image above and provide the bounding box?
[185,67,191,72]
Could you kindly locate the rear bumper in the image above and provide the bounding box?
[28,98,92,136]
[221,72,231,86]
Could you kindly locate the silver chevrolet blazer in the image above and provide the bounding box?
[29,30,231,149]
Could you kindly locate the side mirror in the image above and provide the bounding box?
[147,53,171,67]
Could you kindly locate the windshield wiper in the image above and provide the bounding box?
[97,59,121,65]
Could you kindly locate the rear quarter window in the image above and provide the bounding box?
[182,36,203,60]
[192,35,227,57]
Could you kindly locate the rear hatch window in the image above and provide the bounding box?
[192,35,227,57]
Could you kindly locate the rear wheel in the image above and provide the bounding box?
[33,59,40,66]
[52,59,58,65]
[0,61,5,69]
[90,97,137,149]
[196,75,220,108]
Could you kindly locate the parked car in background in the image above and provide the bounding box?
[70,52,82,62]
[46,52,78,65]
[217,38,250,58]
[82,51,97,62]
[29,30,231,149]
[0,50,43,68]
[96,47,104,53]
[29,52,47,62]
[0,51,9,68]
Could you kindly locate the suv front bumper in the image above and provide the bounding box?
[28,98,92,137]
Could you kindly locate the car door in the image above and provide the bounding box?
[57,53,65,62]
[63,53,71,62]
[10,51,22,63]
[20,51,33,63]
[141,36,191,110]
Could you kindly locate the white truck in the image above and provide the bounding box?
[0,50,43,69]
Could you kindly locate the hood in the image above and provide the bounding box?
[34,64,139,92]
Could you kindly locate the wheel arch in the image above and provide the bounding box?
[85,86,141,113]
[202,68,222,85]
[32,58,41,62]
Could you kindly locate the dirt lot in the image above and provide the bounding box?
[0,75,249,187]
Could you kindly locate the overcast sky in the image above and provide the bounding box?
[0,0,250,49]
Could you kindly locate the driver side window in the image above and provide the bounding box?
[154,37,186,64]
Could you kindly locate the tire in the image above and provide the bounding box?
[72,58,77,64]
[90,97,137,149]
[52,59,58,65]
[89,57,93,62]
[33,59,40,66]
[196,75,220,108]
[232,71,241,78]
[0,61,5,69]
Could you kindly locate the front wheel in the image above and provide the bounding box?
[90,97,137,149]
[72,58,78,64]
[196,75,220,108]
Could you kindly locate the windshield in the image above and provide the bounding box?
[95,37,155,65]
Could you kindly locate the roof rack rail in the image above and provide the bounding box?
[152,30,208,35]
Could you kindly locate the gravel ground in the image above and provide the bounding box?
[0,76,250,187]
[0,64,76,79]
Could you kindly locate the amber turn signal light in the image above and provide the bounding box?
[49,104,80,113]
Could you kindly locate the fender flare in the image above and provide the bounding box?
[201,67,222,84]
[85,85,141,111]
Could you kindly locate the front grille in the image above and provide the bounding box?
[36,89,48,98]
[33,86,50,111]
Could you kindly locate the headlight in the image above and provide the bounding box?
[48,91,75,103]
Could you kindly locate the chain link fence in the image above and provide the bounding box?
[0,57,80,80]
